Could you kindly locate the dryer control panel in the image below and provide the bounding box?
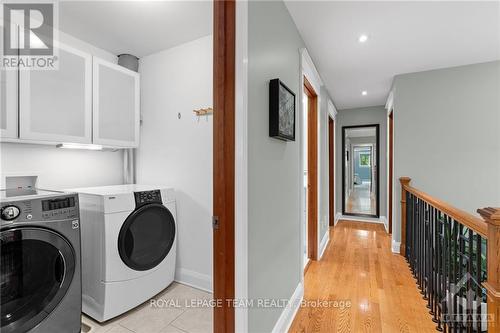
[134,190,162,207]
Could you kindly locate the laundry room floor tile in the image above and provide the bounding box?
[157,283,212,308]
[158,325,188,333]
[82,315,126,333]
[82,283,213,333]
[107,326,135,333]
[118,304,184,333]
[171,308,213,333]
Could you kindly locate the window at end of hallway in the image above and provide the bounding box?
[359,153,371,167]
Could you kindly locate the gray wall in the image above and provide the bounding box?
[335,106,388,218]
[393,61,500,242]
[248,1,304,331]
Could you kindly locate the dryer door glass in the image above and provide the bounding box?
[0,228,75,333]
[118,203,176,271]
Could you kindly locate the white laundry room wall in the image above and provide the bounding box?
[0,30,123,190]
[136,35,213,292]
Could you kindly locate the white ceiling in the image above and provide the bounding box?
[59,1,212,58]
[285,1,500,110]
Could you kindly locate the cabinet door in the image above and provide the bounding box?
[93,58,140,148]
[0,24,19,139]
[19,43,92,143]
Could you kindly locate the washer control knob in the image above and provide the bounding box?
[1,206,20,221]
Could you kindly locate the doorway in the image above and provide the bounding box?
[328,116,334,226]
[304,76,318,262]
[388,111,394,233]
[342,124,380,218]
[213,1,235,332]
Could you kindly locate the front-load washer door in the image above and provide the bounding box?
[0,227,75,333]
[118,203,176,271]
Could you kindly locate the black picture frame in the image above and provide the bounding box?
[269,78,296,141]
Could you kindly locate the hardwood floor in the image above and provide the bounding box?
[289,221,437,333]
[346,183,376,215]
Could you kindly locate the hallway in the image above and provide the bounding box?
[345,183,376,216]
[289,221,436,332]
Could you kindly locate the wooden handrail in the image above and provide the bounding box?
[478,207,500,332]
[400,178,488,238]
[400,177,500,331]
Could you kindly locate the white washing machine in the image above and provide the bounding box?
[69,185,176,322]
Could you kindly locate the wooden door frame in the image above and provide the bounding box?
[213,1,235,332]
[388,111,394,233]
[328,116,335,226]
[341,124,380,218]
[304,76,318,261]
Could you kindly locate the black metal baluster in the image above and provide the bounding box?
[429,205,435,317]
[406,191,412,263]
[475,232,482,333]
[466,227,473,333]
[412,194,417,275]
[424,203,432,309]
[420,199,425,295]
[434,208,442,330]
[415,195,418,277]
[453,219,462,332]
[443,214,453,332]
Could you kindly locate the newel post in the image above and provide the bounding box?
[399,177,411,256]
[478,207,500,332]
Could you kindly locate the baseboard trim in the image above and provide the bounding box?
[392,240,401,254]
[271,282,304,333]
[336,214,386,225]
[175,268,212,293]
[318,231,330,260]
[380,215,388,232]
[334,213,342,226]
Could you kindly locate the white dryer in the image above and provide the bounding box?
[70,185,176,322]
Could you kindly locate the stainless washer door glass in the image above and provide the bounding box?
[0,228,75,333]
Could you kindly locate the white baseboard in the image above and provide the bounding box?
[318,231,330,260]
[175,267,212,293]
[336,214,386,225]
[380,216,388,232]
[271,282,304,333]
[334,212,342,226]
[392,240,401,254]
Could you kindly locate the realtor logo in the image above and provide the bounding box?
[3,3,53,55]
[2,2,58,70]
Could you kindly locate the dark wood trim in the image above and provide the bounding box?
[402,179,488,238]
[328,116,335,226]
[477,207,500,332]
[341,124,380,218]
[399,177,410,256]
[304,75,318,261]
[388,112,393,233]
[213,1,235,332]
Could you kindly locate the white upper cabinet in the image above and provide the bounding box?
[92,58,140,148]
[0,24,19,139]
[19,42,92,143]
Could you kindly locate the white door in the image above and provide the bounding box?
[0,23,19,139]
[92,58,140,148]
[19,42,92,143]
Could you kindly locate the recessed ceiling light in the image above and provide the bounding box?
[358,34,368,43]
[361,91,368,96]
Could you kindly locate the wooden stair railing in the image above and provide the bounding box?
[400,177,499,332]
